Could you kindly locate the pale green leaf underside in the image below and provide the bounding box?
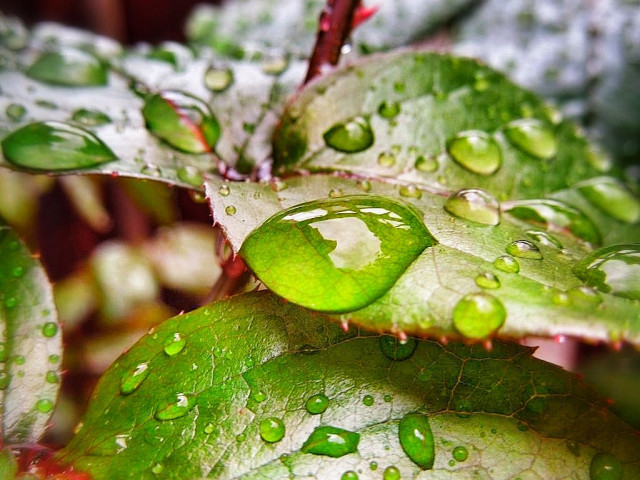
[205,175,640,344]
[59,292,639,479]
[0,223,62,443]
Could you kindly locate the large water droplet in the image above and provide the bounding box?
[25,48,108,86]
[42,322,58,338]
[452,445,469,462]
[1,121,117,171]
[301,426,360,457]
[306,393,329,414]
[383,466,401,480]
[378,101,401,119]
[503,199,601,245]
[120,362,150,395]
[589,452,623,480]
[240,195,436,313]
[259,417,285,443]
[573,244,640,300]
[323,117,374,153]
[444,188,500,225]
[398,413,435,470]
[379,335,417,361]
[447,131,502,175]
[506,240,543,259]
[163,333,186,356]
[154,393,196,421]
[204,65,234,92]
[71,108,112,127]
[503,119,557,160]
[142,91,220,154]
[453,292,506,339]
[576,177,640,224]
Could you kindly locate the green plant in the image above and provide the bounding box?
[0,1,639,479]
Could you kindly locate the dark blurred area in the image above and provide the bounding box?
[0,0,223,44]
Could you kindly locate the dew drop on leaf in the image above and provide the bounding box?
[378,151,396,167]
[362,394,374,407]
[151,463,164,475]
[576,177,640,224]
[260,55,289,75]
[329,188,343,198]
[177,166,204,187]
[120,362,150,395]
[356,179,371,192]
[42,322,58,337]
[142,91,220,153]
[225,205,237,216]
[323,116,374,153]
[203,423,216,435]
[399,184,422,199]
[6,103,26,121]
[341,471,359,480]
[306,393,329,414]
[204,65,234,92]
[301,426,360,457]
[453,292,506,339]
[573,244,640,300]
[45,370,60,384]
[378,101,401,119]
[218,184,230,196]
[447,130,502,175]
[475,272,500,289]
[370,461,378,471]
[259,417,285,443]
[240,195,436,312]
[503,118,557,160]
[526,230,563,249]
[163,333,186,356]
[452,445,469,462]
[506,240,543,259]
[493,255,520,273]
[71,108,112,127]
[25,48,108,86]
[379,335,417,361]
[589,452,623,480]
[154,393,196,421]
[383,466,401,480]
[414,155,438,173]
[1,121,117,171]
[444,188,500,225]
[252,390,267,403]
[36,398,54,413]
[398,413,435,470]
[567,285,603,305]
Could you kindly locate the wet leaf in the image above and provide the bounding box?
[59,292,640,479]
[0,223,62,443]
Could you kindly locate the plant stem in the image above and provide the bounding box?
[304,0,361,85]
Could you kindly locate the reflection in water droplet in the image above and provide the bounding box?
[155,393,196,421]
[36,398,54,413]
[26,48,108,86]
[1,121,117,171]
[589,452,623,480]
[453,292,506,339]
[576,177,640,224]
[378,101,401,119]
[259,417,286,443]
[444,188,500,225]
[503,119,557,160]
[398,413,435,470]
[447,131,502,175]
[452,445,469,462]
[306,393,329,414]
[6,103,26,121]
[526,230,562,249]
[341,471,359,480]
[379,336,417,361]
[506,240,543,259]
[71,108,112,127]
[362,394,374,406]
[378,152,396,167]
[301,426,360,457]
[573,244,640,300]
[204,65,234,92]
[414,155,438,173]
[42,322,58,337]
[493,255,520,273]
[475,272,500,289]
[323,117,374,153]
[177,166,204,187]
[383,466,401,480]
[163,333,186,356]
[120,362,150,395]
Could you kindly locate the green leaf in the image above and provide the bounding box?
[0,223,62,443]
[205,175,640,344]
[59,292,640,479]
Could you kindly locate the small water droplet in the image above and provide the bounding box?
[177,166,204,187]
[475,272,500,289]
[452,445,468,462]
[36,398,54,413]
[503,119,557,160]
[301,426,360,457]
[329,188,343,198]
[323,117,374,153]
[399,184,422,199]
[444,188,500,225]
[142,91,220,153]
[46,370,59,384]
[356,179,371,192]
[1,121,117,171]
[362,394,374,406]
[378,152,396,167]
[493,255,520,273]
[526,230,563,249]
[141,164,162,177]
[586,145,612,172]
[447,131,502,175]
[71,108,112,127]
[394,81,406,93]
[42,322,58,337]
[26,48,108,86]
[35,99,58,110]
[552,291,570,305]
[218,184,230,196]
[260,55,289,75]
[453,292,506,339]
[573,244,640,300]
[414,155,438,173]
[306,393,329,414]
[398,413,435,470]
[204,65,234,92]
[259,417,285,443]
[379,335,417,361]
[151,463,164,475]
[383,466,401,480]
[154,393,196,421]
[49,354,60,364]
[204,422,216,434]
[6,103,26,121]
[13,355,25,365]
[225,205,237,216]
[589,452,623,480]
[506,240,543,259]
[567,285,603,304]
[163,333,186,356]
[341,471,359,480]
[370,461,378,471]
[378,101,401,119]
[576,177,640,224]
[120,362,150,395]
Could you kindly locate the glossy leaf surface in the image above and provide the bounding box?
[59,292,640,479]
